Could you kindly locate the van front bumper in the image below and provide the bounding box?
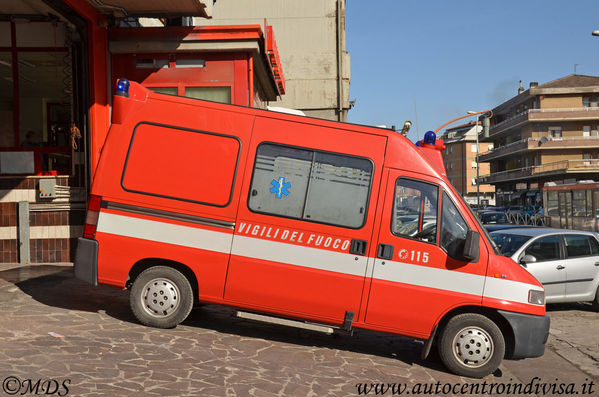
[498,310,550,359]
[74,237,98,286]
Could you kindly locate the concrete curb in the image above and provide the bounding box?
[0,262,73,271]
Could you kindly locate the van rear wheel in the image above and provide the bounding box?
[438,313,505,378]
[130,266,194,328]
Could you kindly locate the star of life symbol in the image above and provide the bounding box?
[270,177,291,199]
[398,249,409,260]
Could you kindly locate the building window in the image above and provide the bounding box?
[548,127,562,139]
[248,143,373,228]
[147,87,178,96]
[0,21,74,175]
[471,143,477,153]
[583,97,591,108]
[0,51,14,148]
[185,86,231,104]
[583,126,591,137]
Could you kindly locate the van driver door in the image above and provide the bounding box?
[365,169,487,336]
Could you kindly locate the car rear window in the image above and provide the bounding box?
[481,212,507,224]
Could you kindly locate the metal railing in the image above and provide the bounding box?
[480,159,599,183]
[504,211,546,226]
[490,111,529,131]
[529,106,599,113]
[479,138,536,156]
[489,106,599,133]
[479,135,599,157]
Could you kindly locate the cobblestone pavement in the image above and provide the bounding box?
[0,264,597,396]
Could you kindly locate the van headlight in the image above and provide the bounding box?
[528,289,545,305]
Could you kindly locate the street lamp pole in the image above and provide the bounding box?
[467,111,481,208]
[476,114,480,209]
[436,109,491,209]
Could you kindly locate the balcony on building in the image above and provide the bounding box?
[479,135,599,162]
[481,158,599,184]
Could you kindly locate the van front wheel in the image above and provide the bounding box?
[438,314,505,378]
[130,266,194,328]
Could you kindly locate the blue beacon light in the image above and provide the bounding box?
[115,78,130,97]
[423,130,436,146]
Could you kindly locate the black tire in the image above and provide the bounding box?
[130,266,194,328]
[438,313,505,378]
[592,286,599,312]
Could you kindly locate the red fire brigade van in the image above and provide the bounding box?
[75,79,549,378]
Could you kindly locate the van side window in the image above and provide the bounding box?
[440,192,469,257]
[248,143,373,228]
[392,179,438,243]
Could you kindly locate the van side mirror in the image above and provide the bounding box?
[462,230,480,261]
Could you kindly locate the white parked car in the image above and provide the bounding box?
[490,227,599,309]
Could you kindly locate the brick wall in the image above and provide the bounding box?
[0,203,17,263]
[0,176,86,264]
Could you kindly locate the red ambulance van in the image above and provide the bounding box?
[75,79,549,378]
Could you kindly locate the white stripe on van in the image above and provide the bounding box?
[231,235,369,277]
[96,211,543,306]
[484,277,539,304]
[97,212,233,254]
[371,259,485,297]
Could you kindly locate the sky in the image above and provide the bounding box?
[345,0,599,143]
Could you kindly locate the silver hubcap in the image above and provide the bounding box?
[141,278,180,318]
[452,326,494,368]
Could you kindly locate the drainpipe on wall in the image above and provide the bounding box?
[336,0,343,122]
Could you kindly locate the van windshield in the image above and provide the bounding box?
[458,198,500,255]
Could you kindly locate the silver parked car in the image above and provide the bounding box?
[490,227,599,309]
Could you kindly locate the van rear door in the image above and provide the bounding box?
[224,117,387,323]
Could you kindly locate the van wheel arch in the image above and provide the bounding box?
[425,306,515,360]
[127,258,199,302]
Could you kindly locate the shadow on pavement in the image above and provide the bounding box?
[0,265,456,374]
[546,302,597,313]
[184,303,428,368]
[0,265,135,323]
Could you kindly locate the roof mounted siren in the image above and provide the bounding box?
[399,120,412,136]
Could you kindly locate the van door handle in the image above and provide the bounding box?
[556,265,565,270]
[349,239,367,256]
[377,244,394,260]
[594,262,599,267]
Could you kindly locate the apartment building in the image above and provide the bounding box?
[479,74,599,206]
[196,0,350,121]
[440,122,495,207]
